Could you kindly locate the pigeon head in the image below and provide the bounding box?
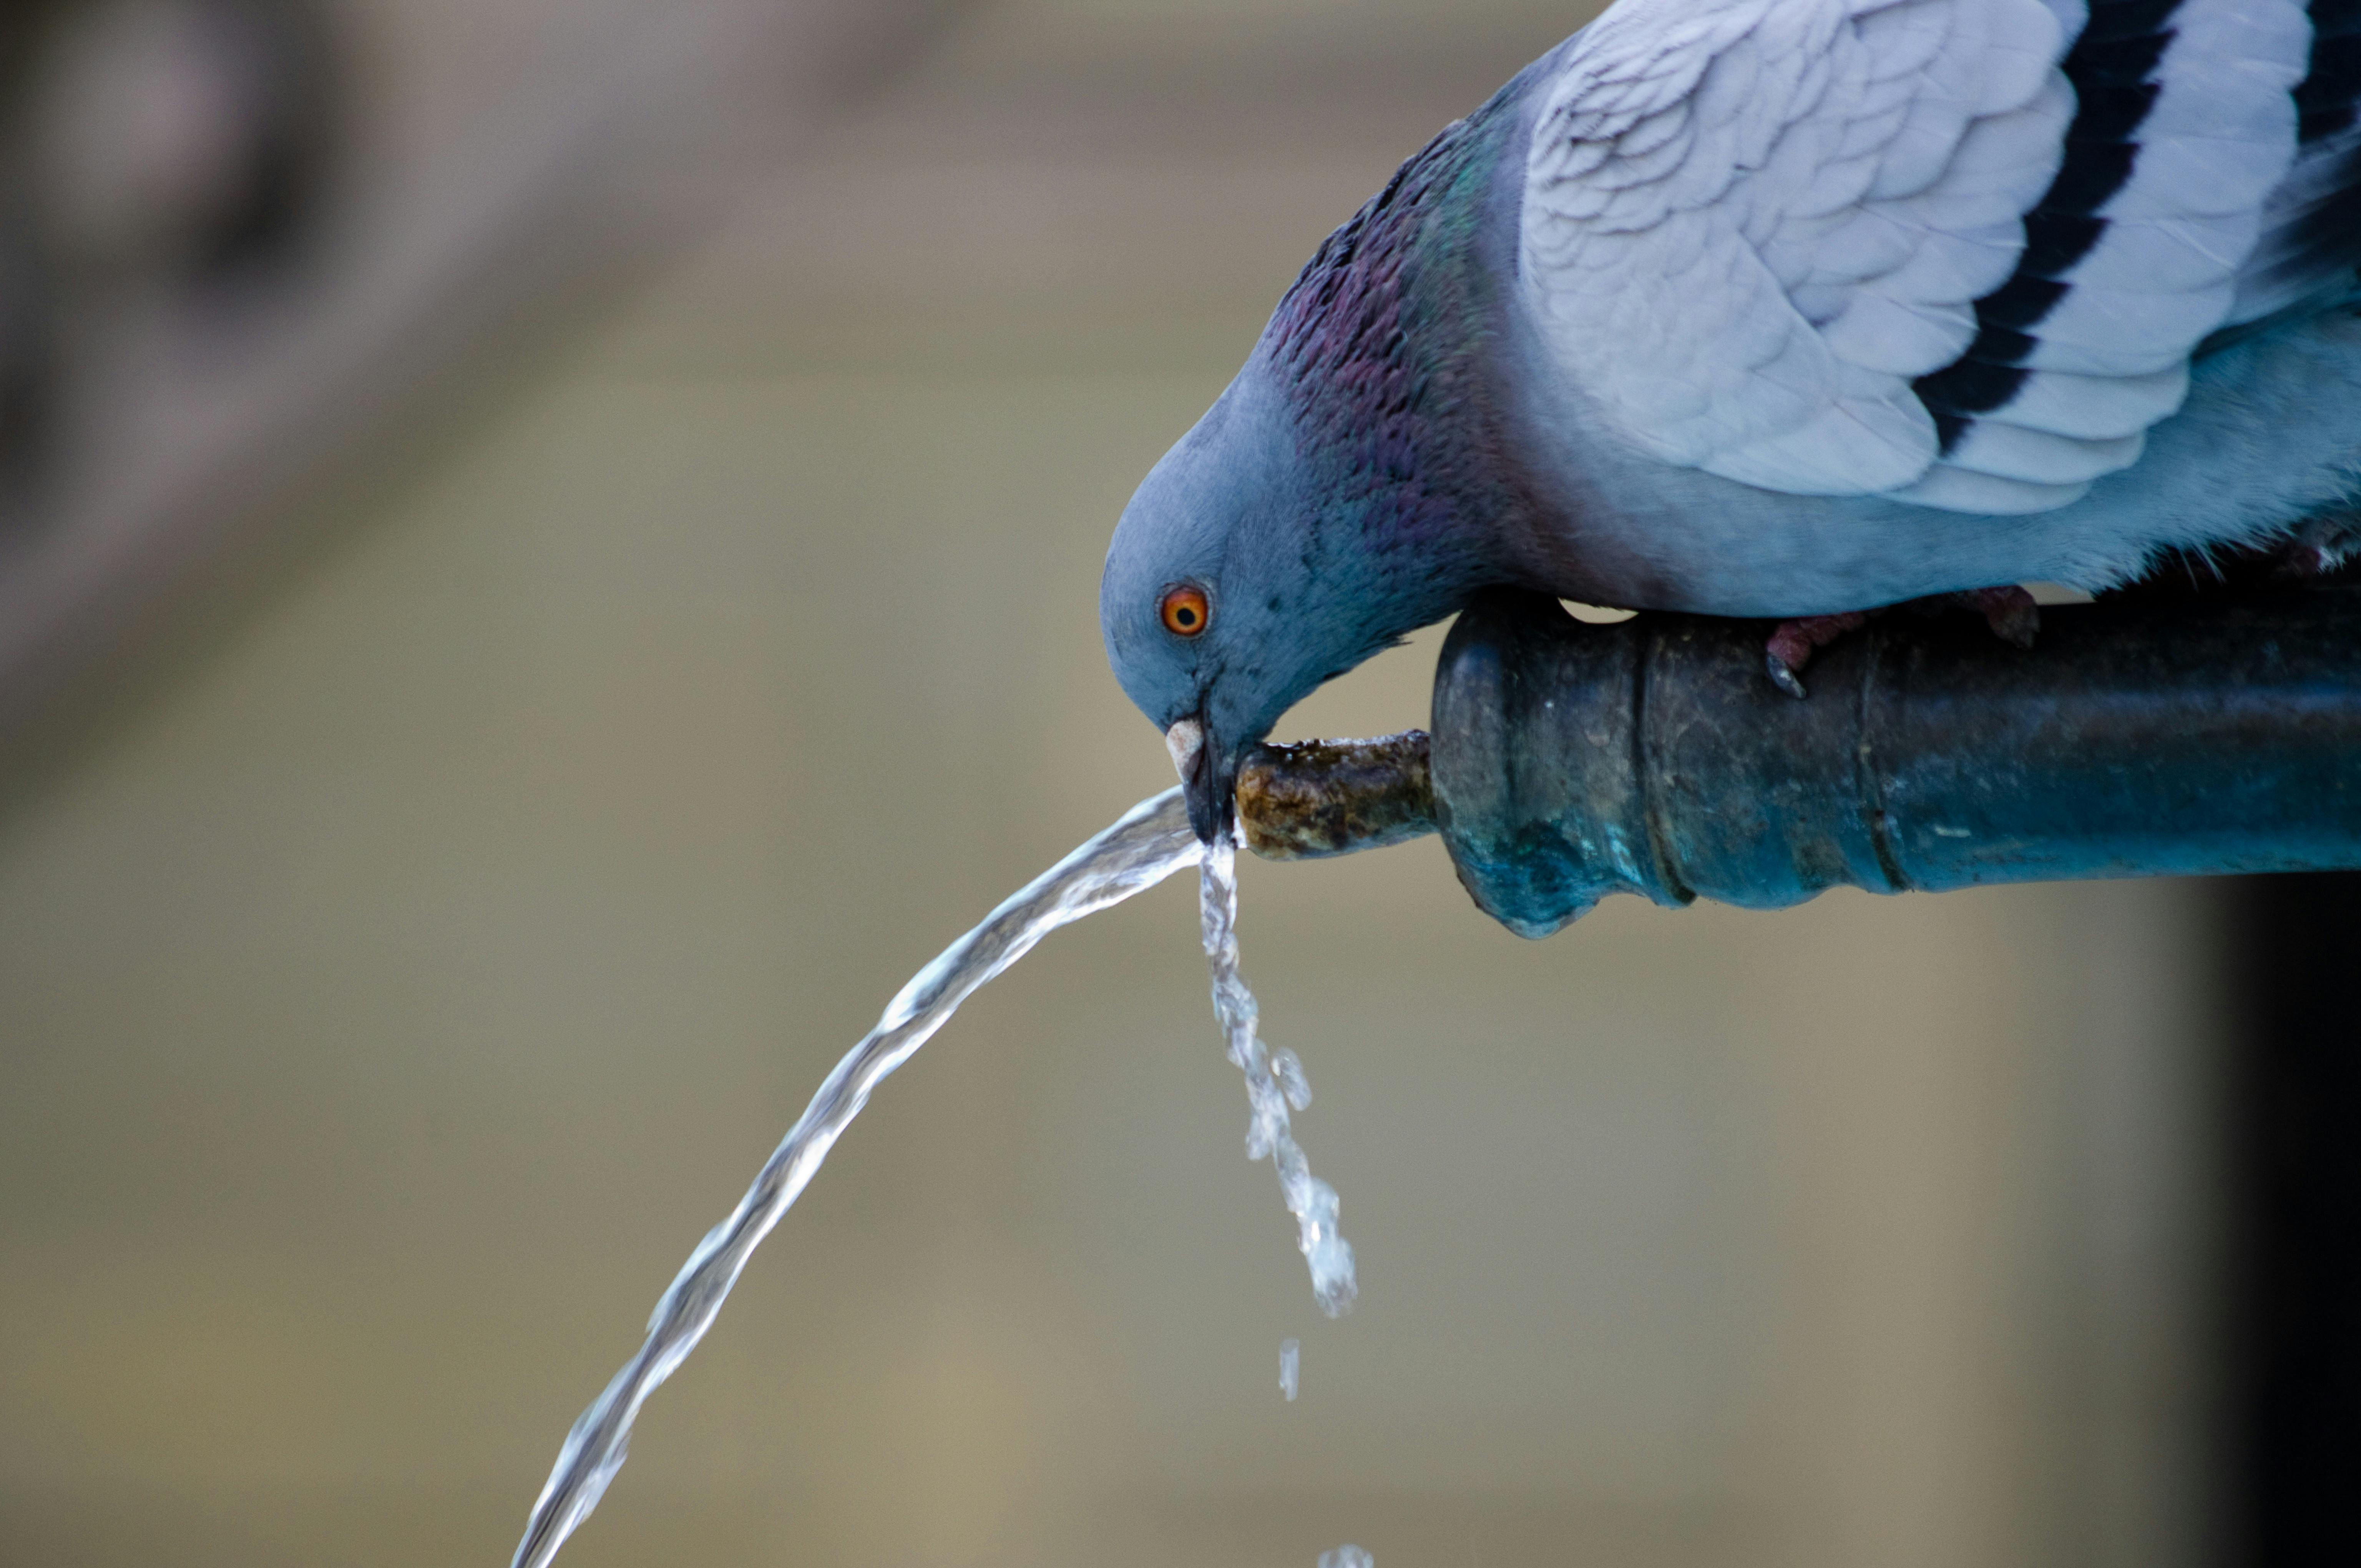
[1102,109,1514,840]
[1101,369,1357,842]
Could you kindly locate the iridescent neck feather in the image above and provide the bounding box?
[1256,101,1523,627]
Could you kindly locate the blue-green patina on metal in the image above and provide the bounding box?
[1237,584,2361,937]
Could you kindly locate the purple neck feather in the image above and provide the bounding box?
[1257,106,1519,622]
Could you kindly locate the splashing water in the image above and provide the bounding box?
[1320,1546,1375,1568]
[1201,835,1358,1315]
[510,791,1362,1567]
[1280,1337,1301,1401]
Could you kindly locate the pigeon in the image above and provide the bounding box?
[1100,0,2361,841]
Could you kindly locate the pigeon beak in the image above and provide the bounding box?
[1166,715,1233,843]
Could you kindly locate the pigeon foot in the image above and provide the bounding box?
[1763,587,2039,698]
[2265,526,2355,579]
[1763,612,1869,699]
[1953,584,2040,648]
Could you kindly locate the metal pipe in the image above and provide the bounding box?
[1235,584,2361,937]
[1236,731,1433,860]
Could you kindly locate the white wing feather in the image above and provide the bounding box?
[1523,0,2067,496]
[1520,0,2313,514]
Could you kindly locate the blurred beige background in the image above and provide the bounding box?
[0,3,2229,1566]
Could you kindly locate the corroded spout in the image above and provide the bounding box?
[1235,730,1436,860]
[1234,584,2361,937]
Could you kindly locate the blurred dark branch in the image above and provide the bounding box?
[0,0,966,754]
[2223,871,2361,1567]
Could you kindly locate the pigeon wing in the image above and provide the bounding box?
[1519,0,2315,514]
[2221,0,2361,333]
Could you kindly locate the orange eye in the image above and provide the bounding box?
[1160,584,1210,637]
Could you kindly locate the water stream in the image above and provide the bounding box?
[1201,836,1358,1316]
[510,786,1358,1567]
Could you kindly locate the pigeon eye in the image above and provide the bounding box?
[1160,584,1210,637]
